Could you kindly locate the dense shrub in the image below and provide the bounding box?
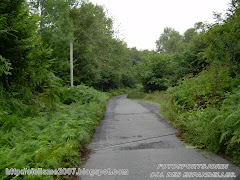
[164,66,240,164]
[168,66,233,110]
[59,84,109,105]
[0,85,109,180]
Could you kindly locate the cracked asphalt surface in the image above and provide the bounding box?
[79,95,240,180]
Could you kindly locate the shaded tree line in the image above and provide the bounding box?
[0,0,140,95]
[2,0,239,95]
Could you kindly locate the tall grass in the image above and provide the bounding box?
[0,84,109,180]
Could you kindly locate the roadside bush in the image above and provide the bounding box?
[168,65,233,110]
[59,84,109,105]
[0,85,109,180]
[165,66,240,164]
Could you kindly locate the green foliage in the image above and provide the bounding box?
[28,0,138,89]
[0,0,53,93]
[203,0,240,76]
[170,90,240,164]
[30,0,76,84]
[1,1,240,179]
[108,85,144,97]
[183,28,198,43]
[129,73,240,165]
[136,53,174,91]
[0,85,109,180]
[0,1,135,178]
[145,26,209,90]
[173,32,208,78]
[156,27,183,54]
[168,66,232,110]
[59,84,109,105]
[127,91,146,100]
[162,66,240,164]
[0,56,12,76]
[70,2,135,90]
[136,4,240,165]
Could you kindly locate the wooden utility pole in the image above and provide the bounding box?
[70,40,74,87]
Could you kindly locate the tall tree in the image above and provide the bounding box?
[70,2,135,90]
[30,0,76,84]
[183,28,198,43]
[156,27,183,54]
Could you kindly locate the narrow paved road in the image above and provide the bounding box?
[79,95,240,180]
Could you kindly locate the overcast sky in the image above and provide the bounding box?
[90,0,230,50]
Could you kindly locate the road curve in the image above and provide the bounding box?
[79,95,240,180]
